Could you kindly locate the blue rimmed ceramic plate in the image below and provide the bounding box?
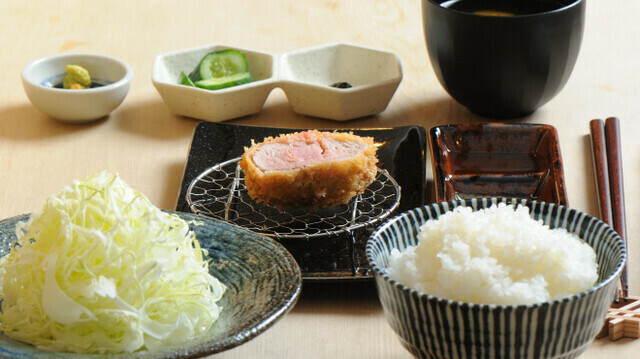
[0,211,302,358]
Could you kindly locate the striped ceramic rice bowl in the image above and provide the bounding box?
[366,198,626,359]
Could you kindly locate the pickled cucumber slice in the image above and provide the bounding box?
[179,72,195,87]
[194,72,254,90]
[188,49,249,83]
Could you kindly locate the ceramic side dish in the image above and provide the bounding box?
[175,122,427,280]
[22,53,133,123]
[367,198,626,359]
[0,211,302,358]
[429,123,568,206]
[152,43,402,122]
[152,44,276,123]
[278,43,403,120]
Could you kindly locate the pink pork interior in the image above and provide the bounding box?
[252,131,367,172]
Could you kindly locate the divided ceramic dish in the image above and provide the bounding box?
[152,43,402,122]
[429,123,568,206]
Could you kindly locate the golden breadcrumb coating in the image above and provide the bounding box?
[239,130,378,209]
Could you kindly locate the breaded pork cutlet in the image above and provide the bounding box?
[239,130,378,209]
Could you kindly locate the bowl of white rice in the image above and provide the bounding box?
[366,198,626,359]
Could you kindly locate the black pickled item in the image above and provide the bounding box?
[330,82,353,89]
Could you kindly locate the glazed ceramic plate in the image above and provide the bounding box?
[0,211,302,358]
[176,122,427,280]
[429,123,568,206]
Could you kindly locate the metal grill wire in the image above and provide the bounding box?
[186,158,401,239]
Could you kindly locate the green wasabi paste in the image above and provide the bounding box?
[63,64,91,89]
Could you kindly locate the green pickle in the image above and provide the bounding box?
[194,72,253,90]
[179,72,195,87]
[179,49,253,90]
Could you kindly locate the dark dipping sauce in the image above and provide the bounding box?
[440,0,567,16]
[330,82,353,89]
[331,82,353,89]
[52,80,110,89]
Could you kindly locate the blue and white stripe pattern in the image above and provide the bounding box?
[366,198,626,359]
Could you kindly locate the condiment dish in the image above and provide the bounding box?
[22,53,133,123]
[367,198,626,359]
[152,43,402,122]
[152,44,276,123]
[279,43,403,121]
[429,123,568,205]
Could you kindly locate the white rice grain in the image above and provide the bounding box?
[386,203,598,305]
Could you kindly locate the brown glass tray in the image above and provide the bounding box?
[429,123,568,206]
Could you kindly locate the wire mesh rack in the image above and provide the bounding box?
[186,157,401,239]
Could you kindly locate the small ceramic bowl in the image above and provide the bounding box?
[152,43,402,122]
[367,198,626,359]
[22,53,133,123]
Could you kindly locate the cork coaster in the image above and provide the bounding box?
[597,296,640,340]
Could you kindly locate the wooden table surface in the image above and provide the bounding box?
[1,0,639,357]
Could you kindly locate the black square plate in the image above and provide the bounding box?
[176,122,427,280]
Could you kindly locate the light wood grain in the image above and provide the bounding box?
[0,0,639,357]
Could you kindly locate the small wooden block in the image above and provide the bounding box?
[598,295,640,341]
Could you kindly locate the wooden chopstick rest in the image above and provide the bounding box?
[596,295,640,340]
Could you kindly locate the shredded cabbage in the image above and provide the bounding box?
[0,171,226,353]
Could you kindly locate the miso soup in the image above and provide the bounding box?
[440,0,567,16]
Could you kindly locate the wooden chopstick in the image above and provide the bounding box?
[589,120,613,225]
[589,117,629,300]
[605,117,629,300]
